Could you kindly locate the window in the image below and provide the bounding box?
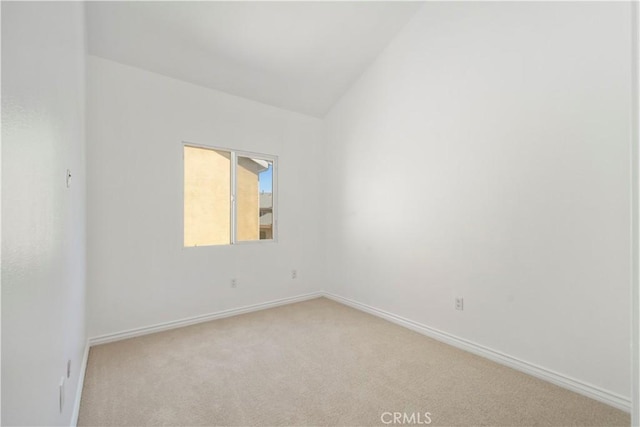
[183,144,276,247]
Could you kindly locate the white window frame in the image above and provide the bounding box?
[182,141,278,247]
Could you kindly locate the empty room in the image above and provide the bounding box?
[2,1,639,426]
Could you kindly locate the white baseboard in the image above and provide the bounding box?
[323,292,631,413]
[70,341,90,427]
[79,290,630,417]
[88,292,322,346]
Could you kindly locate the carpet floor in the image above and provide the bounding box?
[78,297,630,426]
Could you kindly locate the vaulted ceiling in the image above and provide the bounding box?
[86,1,423,117]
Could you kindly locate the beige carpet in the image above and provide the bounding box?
[78,297,629,426]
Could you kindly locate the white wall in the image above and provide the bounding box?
[325,2,632,400]
[1,2,87,425]
[632,2,640,424]
[87,56,324,338]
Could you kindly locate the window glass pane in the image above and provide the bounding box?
[184,146,231,246]
[237,156,273,241]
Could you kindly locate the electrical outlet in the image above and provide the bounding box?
[230,278,237,288]
[291,269,297,279]
[59,377,65,413]
[67,360,71,378]
[455,297,464,311]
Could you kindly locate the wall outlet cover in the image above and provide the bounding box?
[59,377,65,413]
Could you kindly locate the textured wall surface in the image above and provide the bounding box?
[1,2,87,425]
[87,56,325,338]
[325,2,632,400]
